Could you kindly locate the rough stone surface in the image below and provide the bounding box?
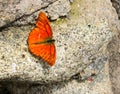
[46,0,71,20]
[0,0,71,27]
[0,0,116,83]
[108,25,120,94]
[109,1,120,94]
[111,0,120,19]
[0,0,120,94]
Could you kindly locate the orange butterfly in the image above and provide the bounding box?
[27,11,56,66]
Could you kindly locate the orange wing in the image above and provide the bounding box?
[36,11,52,38]
[27,11,56,66]
[28,43,56,66]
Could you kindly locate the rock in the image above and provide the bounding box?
[46,0,71,20]
[108,25,120,94]
[0,0,120,94]
[0,0,119,85]
[0,0,71,28]
[109,1,120,94]
[111,0,120,19]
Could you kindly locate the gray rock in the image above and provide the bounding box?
[0,0,120,93]
[46,0,71,20]
[111,0,120,19]
[0,0,119,82]
[108,27,120,94]
[0,0,71,27]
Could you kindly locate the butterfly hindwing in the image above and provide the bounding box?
[28,43,56,66]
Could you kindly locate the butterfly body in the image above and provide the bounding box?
[43,38,55,44]
[33,38,55,45]
[28,12,56,66]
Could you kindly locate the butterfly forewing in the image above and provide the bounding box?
[28,28,50,45]
[36,12,52,38]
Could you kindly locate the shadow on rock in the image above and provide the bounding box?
[108,31,120,94]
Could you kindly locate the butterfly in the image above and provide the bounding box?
[27,11,56,66]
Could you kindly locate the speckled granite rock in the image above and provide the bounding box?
[111,0,120,19]
[0,0,119,85]
[0,0,119,94]
[0,0,71,27]
[108,32,120,94]
[46,0,71,20]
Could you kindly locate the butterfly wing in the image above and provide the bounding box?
[28,27,49,45]
[28,43,56,66]
[28,11,56,66]
[36,11,52,38]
